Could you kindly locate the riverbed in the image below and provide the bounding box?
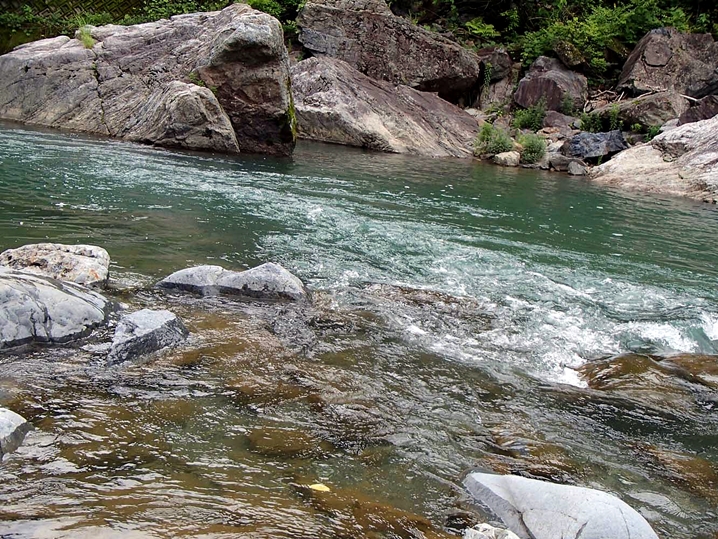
[1,123,717,538]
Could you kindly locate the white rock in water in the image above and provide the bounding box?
[108,309,188,365]
[464,523,520,539]
[464,472,660,539]
[158,262,308,301]
[0,243,110,286]
[0,407,31,459]
[0,270,112,349]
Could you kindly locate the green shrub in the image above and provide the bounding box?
[608,104,623,131]
[512,99,546,131]
[560,94,576,116]
[518,134,546,164]
[78,25,95,48]
[475,123,514,156]
[580,112,603,133]
[645,125,661,141]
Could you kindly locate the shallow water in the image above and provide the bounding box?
[0,124,717,538]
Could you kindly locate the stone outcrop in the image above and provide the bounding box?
[492,151,520,167]
[464,523,520,539]
[593,92,690,128]
[0,269,112,349]
[513,56,587,112]
[0,4,295,155]
[564,130,628,160]
[107,309,189,365]
[158,262,308,301]
[679,95,718,125]
[0,407,31,459]
[290,57,478,158]
[618,27,718,98]
[476,62,520,111]
[591,115,718,201]
[297,0,481,103]
[0,243,110,287]
[464,472,660,539]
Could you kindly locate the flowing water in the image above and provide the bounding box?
[0,123,717,538]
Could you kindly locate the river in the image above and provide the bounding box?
[0,123,717,538]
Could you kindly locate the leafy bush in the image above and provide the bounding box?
[645,125,661,141]
[608,104,623,131]
[518,134,546,164]
[560,94,576,116]
[580,112,603,133]
[77,25,95,48]
[512,99,546,132]
[475,123,514,156]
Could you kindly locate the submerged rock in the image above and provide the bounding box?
[290,57,478,158]
[618,27,718,98]
[591,115,718,201]
[158,262,308,301]
[0,406,31,459]
[464,472,660,539]
[297,0,481,103]
[0,243,110,287]
[0,270,112,350]
[107,309,189,365]
[0,4,295,155]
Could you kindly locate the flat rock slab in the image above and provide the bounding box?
[0,269,112,350]
[0,243,110,287]
[291,57,478,158]
[464,472,659,539]
[158,262,308,301]
[0,407,31,459]
[108,309,188,365]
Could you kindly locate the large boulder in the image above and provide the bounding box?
[618,27,718,98]
[107,309,189,365]
[297,0,481,103]
[0,269,112,349]
[0,243,110,287]
[290,57,478,158]
[679,95,718,125]
[464,472,660,539]
[0,407,31,459]
[158,262,308,301]
[592,92,690,128]
[513,56,587,112]
[0,4,295,155]
[591,115,718,201]
[564,130,628,160]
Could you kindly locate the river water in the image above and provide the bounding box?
[0,123,717,538]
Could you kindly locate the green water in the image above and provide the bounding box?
[1,123,717,538]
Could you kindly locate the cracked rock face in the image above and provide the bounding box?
[107,309,189,365]
[0,269,112,350]
[0,407,31,459]
[0,4,295,155]
[464,473,660,539]
[157,262,308,301]
[297,0,481,104]
[0,243,110,287]
[290,57,478,158]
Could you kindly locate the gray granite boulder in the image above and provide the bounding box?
[107,309,189,365]
[618,27,718,98]
[0,407,31,459]
[0,270,112,350]
[0,4,295,155]
[565,130,628,160]
[592,92,690,129]
[513,56,587,112]
[158,262,308,301]
[464,472,660,539]
[679,95,718,125]
[290,57,478,158]
[0,243,110,287]
[297,0,481,103]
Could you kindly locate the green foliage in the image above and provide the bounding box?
[608,104,623,131]
[247,0,284,19]
[475,123,513,156]
[645,125,661,141]
[630,123,643,132]
[560,94,576,116]
[518,134,546,164]
[580,112,603,133]
[77,25,95,48]
[188,71,206,86]
[512,99,546,132]
[465,17,500,43]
